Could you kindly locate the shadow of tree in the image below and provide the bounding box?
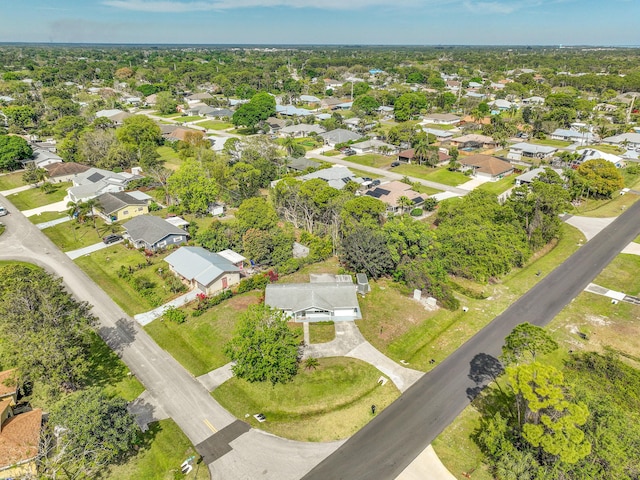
[98,317,138,355]
[466,352,504,401]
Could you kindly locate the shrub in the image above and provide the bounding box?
[423,197,438,211]
[164,306,187,324]
[410,208,423,216]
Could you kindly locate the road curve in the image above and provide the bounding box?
[304,200,640,480]
[0,196,340,480]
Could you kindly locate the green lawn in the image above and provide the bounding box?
[622,168,640,188]
[197,120,234,130]
[144,291,263,376]
[177,116,205,122]
[75,247,181,316]
[569,191,639,217]
[28,211,68,225]
[529,138,572,148]
[592,253,640,296]
[43,218,107,251]
[349,167,383,179]
[152,112,183,119]
[410,183,442,195]
[322,150,340,156]
[157,145,184,171]
[348,154,393,169]
[213,357,400,442]
[7,182,71,210]
[277,257,340,284]
[106,419,209,480]
[635,234,640,244]
[0,171,26,191]
[577,144,624,155]
[357,223,585,371]
[476,175,516,196]
[309,322,336,344]
[393,164,470,186]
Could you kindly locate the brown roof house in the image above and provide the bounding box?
[365,181,425,214]
[397,148,451,166]
[450,134,496,150]
[0,370,43,479]
[44,162,91,183]
[459,154,514,181]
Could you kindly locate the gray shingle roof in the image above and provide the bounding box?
[165,246,239,286]
[319,129,363,144]
[97,191,147,215]
[265,283,360,314]
[123,215,187,246]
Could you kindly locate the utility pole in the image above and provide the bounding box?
[626,94,636,125]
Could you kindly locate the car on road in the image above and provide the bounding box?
[102,234,123,245]
[390,161,400,167]
[343,148,356,156]
[0,206,8,216]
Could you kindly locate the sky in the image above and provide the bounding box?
[0,0,637,46]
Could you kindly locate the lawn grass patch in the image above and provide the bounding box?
[152,112,183,119]
[309,322,336,344]
[321,150,340,156]
[277,257,340,284]
[7,182,71,210]
[577,144,624,155]
[212,357,400,442]
[529,138,572,148]
[432,406,492,480]
[393,164,469,186]
[28,211,68,225]
[157,145,184,171]
[144,291,263,376]
[592,253,640,296]
[175,116,204,122]
[43,218,107,251]
[106,419,209,480]
[569,192,639,217]
[476,175,515,196]
[348,154,393,169]
[622,168,640,188]
[358,224,585,370]
[197,120,234,130]
[75,247,179,316]
[348,167,383,179]
[0,171,26,190]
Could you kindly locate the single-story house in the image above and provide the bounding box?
[145,93,158,106]
[550,129,595,145]
[285,157,320,172]
[44,162,90,183]
[165,128,205,143]
[0,369,42,480]
[459,154,514,180]
[365,181,425,214]
[396,148,451,165]
[123,215,189,251]
[421,113,461,125]
[318,129,363,147]
[450,134,496,150]
[573,149,624,169]
[67,168,140,204]
[465,92,487,100]
[205,108,233,119]
[95,191,149,224]
[521,96,545,105]
[22,148,63,169]
[488,99,516,112]
[602,132,640,149]
[350,139,398,155]
[323,79,343,89]
[276,105,313,117]
[299,165,363,190]
[507,143,558,161]
[165,246,240,295]
[265,274,361,322]
[266,117,286,132]
[319,98,346,110]
[185,92,213,105]
[279,124,326,138]
[300,95,321,104]
[95,109,133,125]
[515,167,564,186]
[421,127,455,141]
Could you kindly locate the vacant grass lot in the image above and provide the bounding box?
[198,120,234,130]
[106,419,209,480]
[569,191,639,217]
[577,144,624,155]
[348,154,393,169]
[75,247,179,316]
[7,182,70,210]
[145,291,263,376]
[475,175,515,196]
[0,171,26,190]
[28,211,68,225]
[529,138,572,148]
[157,145,184,171]
[357,223,585,371]
[176,116,204,122]
[43,218,112,251]
[592,253,640,296]
[393,164,469,186]
[213,357,400,442]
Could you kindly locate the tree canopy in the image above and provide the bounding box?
[0,134,32,170]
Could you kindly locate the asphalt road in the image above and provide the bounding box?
[304,199,640,480]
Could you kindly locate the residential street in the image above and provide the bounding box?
[303,199,640,480]
[0,196,342,480]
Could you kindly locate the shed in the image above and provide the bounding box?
[356,273,370,296]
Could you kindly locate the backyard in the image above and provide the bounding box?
[391,164,470,186]
[475,175,515,195]
[157,145,184,171]
[212,357,400,442]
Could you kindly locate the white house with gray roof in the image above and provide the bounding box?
[165,246,240,295]
[67,168,139,203]
[265,274,361,322]
[507,143,558,161]
[319,128,363,147]
[299,165,363,190]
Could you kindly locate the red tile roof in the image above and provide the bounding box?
[0,371,17,398]
[0,409,42,469]
[460,154,513,176]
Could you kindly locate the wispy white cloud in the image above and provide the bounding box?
[102,0,425,12]
[463,0,546,14]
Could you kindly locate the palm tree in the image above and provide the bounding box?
[397,195,414,214]
[304,357,319,370]
[67,201,83,222]
[413,141,432,166]
[81,198,99,230]
[281,135,296,157]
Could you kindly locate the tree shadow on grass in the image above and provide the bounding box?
[98,317,138,355]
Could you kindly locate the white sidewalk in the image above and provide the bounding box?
[0,184,33,196]
[133,289,201,326]
[66,239,122,259]
[22,199,68,217]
